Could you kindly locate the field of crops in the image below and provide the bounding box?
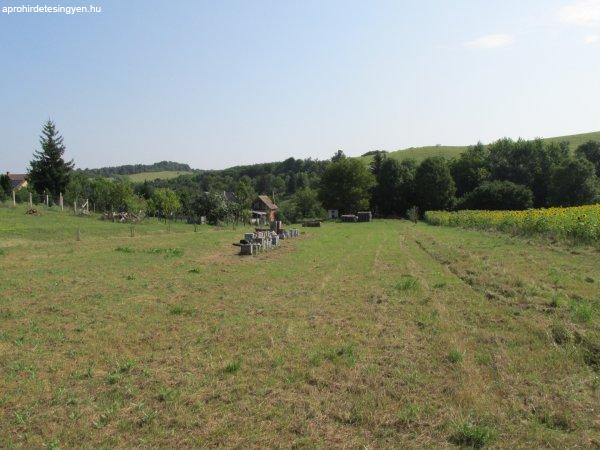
[425,204,600,243]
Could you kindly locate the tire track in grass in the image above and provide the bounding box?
[397,223,507,439]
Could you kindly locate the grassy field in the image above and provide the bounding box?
[124,171,194,182]
[359,130,600,164]
[1,206,599,448]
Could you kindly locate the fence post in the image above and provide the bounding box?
[29,192,32,208]
[46,194,49,207]
[74,200,77,214]
[12,190,16,207]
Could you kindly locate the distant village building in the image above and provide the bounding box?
[6,172,28,191]
[251,195,278,223]
[327,209,339,219]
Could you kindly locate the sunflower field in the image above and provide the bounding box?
[424,204,600,243]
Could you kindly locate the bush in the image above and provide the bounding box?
[458,181,533,211]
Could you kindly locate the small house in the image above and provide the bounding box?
[327,209,339,219]
[6,172,28,191]
[251,195,278,223]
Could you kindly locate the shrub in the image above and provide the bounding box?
[458,181,533,211]
[407,206,419,223]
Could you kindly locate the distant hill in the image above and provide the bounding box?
[80,161,193,178]
[125,170,194,182]
[78,131,600,183]
[358,130,600,165]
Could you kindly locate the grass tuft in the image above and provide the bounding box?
[449,421,496,448]
[447,349,463,364]
[224,359,241,374]
[169,305,184,315]
[395,275,419,291]
[324,345,357,367]
[146,247,184,258]
[570,300,593,323]
[115,246,134,253]
[550,323,571,344]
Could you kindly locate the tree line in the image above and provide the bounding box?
[365,137,600,216]
[80,161,192,177]
[3,120,599,224]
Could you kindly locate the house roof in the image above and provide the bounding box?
[7,173,27,190]
[257,195,278,210]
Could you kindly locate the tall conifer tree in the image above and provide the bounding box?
[28,120,74,196]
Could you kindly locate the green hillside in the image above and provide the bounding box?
[125,170,194,182]
[359,130,600,165]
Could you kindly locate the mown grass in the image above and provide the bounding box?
[0,206,599,448]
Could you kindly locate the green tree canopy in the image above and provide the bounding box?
[318,157,374,213]
[151,188,181,220]
[414,157,456,212]
[487,138,569,207]
[575,140,600,177]
[0,174,11,200]
[292,187,325,219]
[235,177,256,209]
[372,158,416,216]
[369,151,387,178]
[450,142,490,197]
[192,191,231,224]
[28,120,74,196]
[548,158,599,207]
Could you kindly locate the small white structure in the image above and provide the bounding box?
[327,209,339,219]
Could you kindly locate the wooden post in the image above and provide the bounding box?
[74,200,77,214]
[46,194,49,207]
[85,199,89,214]
[76,228,81,241]
[29,192,32,208]
[12,190,16,207]
[60,192,64,211]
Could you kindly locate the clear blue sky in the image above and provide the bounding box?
[1,0,599,172]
